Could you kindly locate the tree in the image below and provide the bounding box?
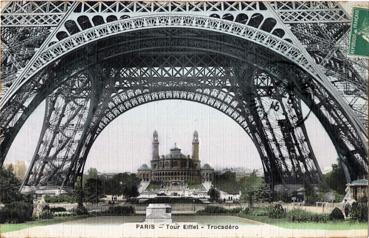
[104,173,140,198]
[324,163,346,194]
[208,187,220,202]
[123,183,139,198]
[84,168,98,181]
[239,170,266,208]
[74,176,84,206]
[213,171,240,194]
[304,181,318,205]
[0,167,33,223]
[84,177,104,203]
[0,201,33,223]
[0,167,23,204]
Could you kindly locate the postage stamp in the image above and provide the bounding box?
[349,7,369,57]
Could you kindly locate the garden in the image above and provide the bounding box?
[195,203,368,230]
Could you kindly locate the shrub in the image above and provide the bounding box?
[107,206,135,216]
[50,207,67,213]
[250,207,270,216]
[0,201,33,223]
[228,207,242,214]
[350,202,368,221]
[287,209,308,222]
[74,204,88,215]
[242,207,250,214]
[287,209,328,223]
[358,196,368,203]
[343,203,351,217]
[196,206,228,214]
[126,197,139,204]
[329,207,344,221]
[268,204,286,219]
[208,187,220,202]
[273,190,290,203]
[304,182,319,205]
[334,192,344,203]
[311,214,329,223]
[142,197,203,204]
[44,194,76,203]
[38,210,53,219]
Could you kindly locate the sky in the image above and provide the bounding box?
[5,99,338,174]
[3,0,359,175]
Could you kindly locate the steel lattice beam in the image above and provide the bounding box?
[0,2,366,194]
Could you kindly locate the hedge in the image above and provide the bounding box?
[244,207,270,217]
[350,202,368,221]
[44,194,76,203]
[106,206,135,215]
[50,207,67,213]
[268,204,286,219]
[0,201,33,223]
[149,197,203,204]
[53,211,74,217]
[196,206,242,214]
[329,207,344,221]
[38,210,54,219]
[287,209,328,223]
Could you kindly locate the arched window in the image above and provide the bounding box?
[56,31,68,41]
[92,15,105,26]
[272,28,285,38]
[106,15,118,22]
[65,20,80,35]
[248,13,264,28]
[209,13,220,18]
[77,16,92,30]
[235,13,248,24]
[222,13,234,21]
[260,18,277,32]
[120,15,130,20]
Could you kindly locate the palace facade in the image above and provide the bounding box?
[138,131,214,184]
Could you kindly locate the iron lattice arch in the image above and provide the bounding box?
[0,1,367,193]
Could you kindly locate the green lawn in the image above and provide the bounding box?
[146,183,161,190]
[1,213,366,233]
[239,214,368,230]
[187,183,204,190]
[0,216,87,233]
[213,181,240,194]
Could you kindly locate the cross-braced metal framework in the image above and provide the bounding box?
[0,1,367,193]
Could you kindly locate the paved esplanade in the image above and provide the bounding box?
[1,216,367,238]
[0,1,367,193]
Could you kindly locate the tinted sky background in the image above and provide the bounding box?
[4,1,365,175]
[6,100,337,174]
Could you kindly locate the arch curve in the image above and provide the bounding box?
[2,14,364,144]
[0,21,366,192]
[96,88,251,140]
[2,14,319,107]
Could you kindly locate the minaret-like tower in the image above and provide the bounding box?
[152,130,159,160]
[192,130,199,160]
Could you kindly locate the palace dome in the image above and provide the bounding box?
[202,163,213,169]
[165,143,188,159]
[138,164,150,170]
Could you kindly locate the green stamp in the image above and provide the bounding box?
[349,7,369,57]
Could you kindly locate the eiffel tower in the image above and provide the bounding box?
[0,1,367,194]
